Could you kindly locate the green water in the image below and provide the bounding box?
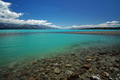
[0,30,120,67]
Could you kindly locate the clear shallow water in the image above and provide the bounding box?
[0,30,120,67]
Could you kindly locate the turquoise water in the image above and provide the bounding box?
[0,29,120,33]
[0,30,120,67]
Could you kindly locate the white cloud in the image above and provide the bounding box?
[0,0,23,18]
[0,0,60,28]
[0,18,61,28]
[69,21,120,29]
[106,21,119,24]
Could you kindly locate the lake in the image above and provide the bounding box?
[0,30,120,68]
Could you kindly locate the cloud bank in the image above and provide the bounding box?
[0,0,60,28]
[69,21,120,29]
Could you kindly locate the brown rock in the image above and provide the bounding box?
[110,54,113,56]
[31,61,37,64]
[29,77,35,80]
[82,64,90,69]
[100,75,105,79]
[94,71,98,74]
[87,56,94,59]
[89,68,93,72]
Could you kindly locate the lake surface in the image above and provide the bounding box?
[0,30,120,68]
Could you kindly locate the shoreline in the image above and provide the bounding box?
[0,44,120,80]
[56,31,120,35]
[0,31,120,36]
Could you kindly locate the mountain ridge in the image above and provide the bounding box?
[0,23,57,29]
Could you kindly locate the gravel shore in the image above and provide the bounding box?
[0,44,120,80]
[57,31,120,35]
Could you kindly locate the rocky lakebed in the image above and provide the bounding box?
[0,44,120,80]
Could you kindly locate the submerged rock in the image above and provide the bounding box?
[31,60,37,64]
[8,62,17,69]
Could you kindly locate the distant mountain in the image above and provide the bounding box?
[0,23,57,29]
[1,22,120,30]
[71,27,120,30]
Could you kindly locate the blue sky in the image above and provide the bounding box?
[0,0,120,28]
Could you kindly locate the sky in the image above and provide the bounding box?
[0,0,120,29]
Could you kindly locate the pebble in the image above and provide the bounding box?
[29,77,35,80]
[87,56,94,59]
[65,64,72,67]
[86,59,92,61]
[114,68,119,72]
[90,75,101,80]
[104,72,109,77]
[31,61,37,64]
[40,67,44,71]
[82,64,90,69]
[89,68,93,72]
[66,70,73,75]
[54,68,61,74]
[109,67,114,72]
[54,63,59,66]
[115,59,120,62]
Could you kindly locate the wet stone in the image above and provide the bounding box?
[65,64,72,67]
[82,64,90,69]
[40,67,44,71]
[86,59,92,61]
[90,75,101,80]
[54,68,61,74]
[89,68,93,72]
[103,72,109,77]
[8,62,17,69]
[114,68,119,72]
[29,77,35,80]
[67,73,79,80]
[66,70,73,75]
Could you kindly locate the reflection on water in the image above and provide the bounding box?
[0,32,47,36]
